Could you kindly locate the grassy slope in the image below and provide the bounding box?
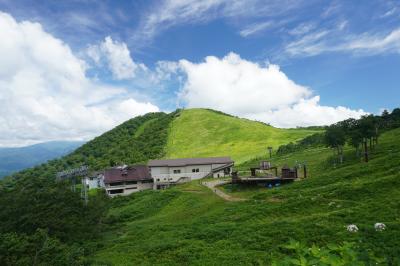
[165,109,319,163]
[91,128,400,265]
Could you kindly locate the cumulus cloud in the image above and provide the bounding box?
[87,36,145,79]
[175,52,365,127]
[0,12,159,147]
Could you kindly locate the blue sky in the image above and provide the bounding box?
[0,0,399,146]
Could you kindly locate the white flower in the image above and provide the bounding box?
[374,223,386,231]
[347,224,359,232]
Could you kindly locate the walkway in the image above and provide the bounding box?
[201,180,246,202]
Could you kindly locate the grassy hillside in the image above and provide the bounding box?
[165,109,320,163]
[91,127,400,265]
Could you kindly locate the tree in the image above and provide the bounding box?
[324,125,346,164]
[358,115,378,162]
[348,128,363,157]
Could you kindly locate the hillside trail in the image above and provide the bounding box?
[201,180,246,202]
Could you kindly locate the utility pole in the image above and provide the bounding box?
[267,146,273,158]
[81,178,88,205]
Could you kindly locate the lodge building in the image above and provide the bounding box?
[148,157,234,190]
[98,156,234,196]
[104,165,153,197]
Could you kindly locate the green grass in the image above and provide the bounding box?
[165,109,320,163]
[90,128,400,265]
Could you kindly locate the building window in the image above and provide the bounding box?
[109,189,123,194]
[156,178,160,181]
[109,182,123,186]
[196,168,199,172]
[125,187,137,190]
[173,169,181,174]
[192,169,196,172]
[126,181,137,185]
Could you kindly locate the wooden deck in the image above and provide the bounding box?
[232,175,298,185]
[238,176,296,181]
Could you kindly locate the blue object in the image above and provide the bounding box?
[268,184,273,188]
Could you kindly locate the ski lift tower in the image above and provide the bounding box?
[56,165,89,204]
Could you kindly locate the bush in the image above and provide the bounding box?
[273,240,386,265]
[277,133,324,155]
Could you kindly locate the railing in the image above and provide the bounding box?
[153,172,207,182]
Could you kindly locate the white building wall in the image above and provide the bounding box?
[105,180,153,197]
[150,163,232,189]
[84,174,105,190]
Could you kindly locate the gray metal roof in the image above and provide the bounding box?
[148,157,233,167]
[104,165,151,183]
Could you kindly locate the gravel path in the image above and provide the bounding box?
[201,180,246,202]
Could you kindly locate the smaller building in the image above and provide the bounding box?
[84,171,104,190]
[104,165,153,197]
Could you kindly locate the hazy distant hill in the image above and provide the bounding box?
[0,141,84,178]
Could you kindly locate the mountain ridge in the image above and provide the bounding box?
[7,108,319,181]
[0,141,84,178]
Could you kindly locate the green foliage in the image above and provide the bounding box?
[91,128,400,265]
[277,133,324,155]
[274,240,385,266]
[0,174,109,265]
[0,110,179,264]
[9,111,178,181]
[0,176,108,242]
[324,125,346,149]
[0,229,84,266]
[166,108,320,163]
[3,107,400,264]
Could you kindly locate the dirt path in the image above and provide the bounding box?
[201,180,246,202]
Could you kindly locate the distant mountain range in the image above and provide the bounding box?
[0,141,84,178]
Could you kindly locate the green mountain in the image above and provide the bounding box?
[7,109,317,181]
[2,108,399,264]
[166,108,320,163]
[7,111,176,181]
[91,127,400,265]
[0,141,84,179]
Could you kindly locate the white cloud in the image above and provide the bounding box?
[381,7,397,18]
[87,36,145,80]
[0,12,159,147]
[285,26,400,57]
[138,0,225,41]
[288,22,315,36]
[239,21,273,37]
[246,96,367,128]
[175,52,365,127]
[344,28,400,54]
[136,0,305,42]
